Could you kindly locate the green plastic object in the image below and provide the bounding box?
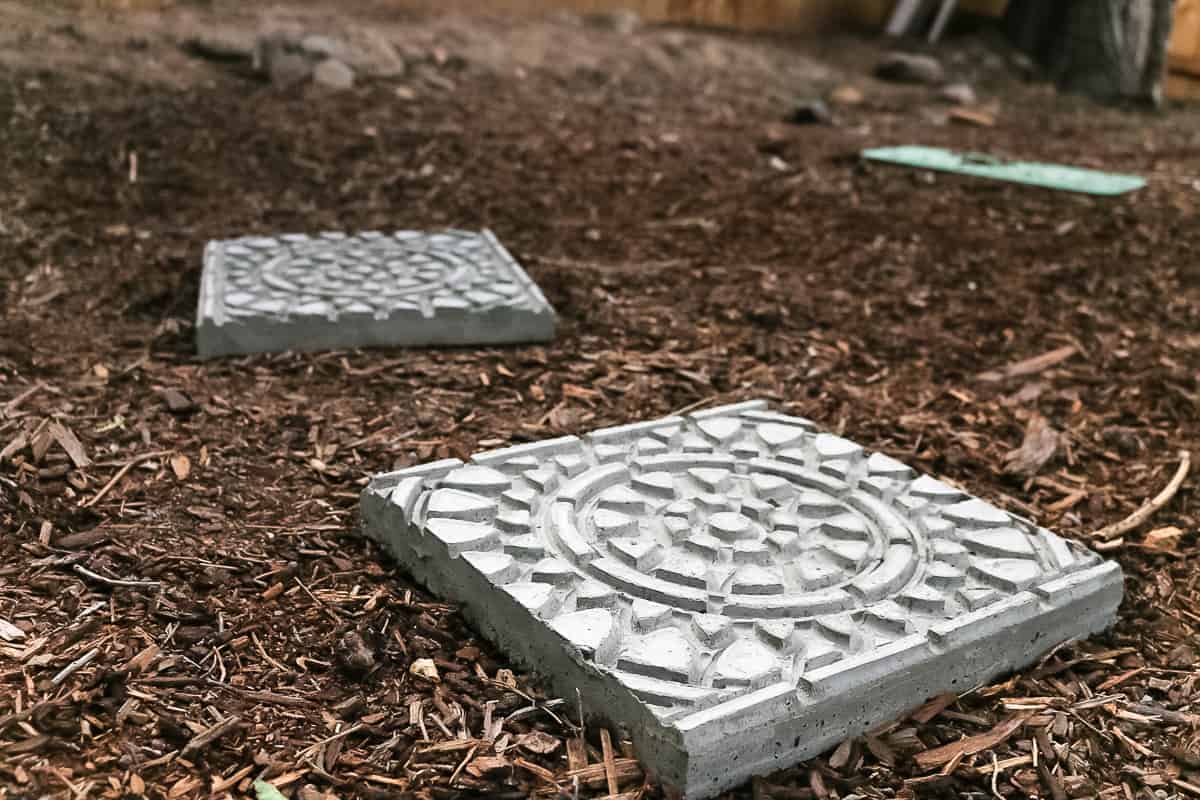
[253,781,287,800]
[862,146,1146,196]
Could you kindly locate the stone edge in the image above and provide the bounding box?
[670,559,1122,797]
[196,240,226,359]
[479,228,557,321]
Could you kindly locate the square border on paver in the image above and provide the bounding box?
[196,228,555,358]
[360,400,1122,799]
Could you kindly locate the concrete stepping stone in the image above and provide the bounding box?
[196,229,555,358]
[360,400,1122,799]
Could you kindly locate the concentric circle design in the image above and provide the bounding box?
[367,401,1121,800]
[560,459,919,620]
[396,404,1093,717]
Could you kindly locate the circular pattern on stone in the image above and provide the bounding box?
[401,406,1095,716]
[557,456,920,619]
[220,232,523,316]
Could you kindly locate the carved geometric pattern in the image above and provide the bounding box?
[360,401,1123,799]
[196,229,555,357]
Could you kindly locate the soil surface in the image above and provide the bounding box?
[2,2,1199,799]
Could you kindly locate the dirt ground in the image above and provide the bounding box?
[2,1,1199,799]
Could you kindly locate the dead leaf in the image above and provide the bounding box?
[828,737,854,770]
[830,85,864,105]
[1144,526,1183,550]
[49,421,90,468]
[170,454,191,480]
[517,730,561,755]
[161,388,196,413]
[410,658,440,683]
[0,619,25,642]
[1004,415,1059,476]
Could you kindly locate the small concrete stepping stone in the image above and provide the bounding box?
[196,229,555,358]
[360,401,1122,800]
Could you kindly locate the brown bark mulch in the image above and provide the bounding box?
[1,4,1198,798]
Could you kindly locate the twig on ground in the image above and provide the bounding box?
[51,647,100,686]
[2,382,46,416]
[1094,450,1191,541]
[181,715,241,758]
[80,449,171,508]
[73,564,161,589]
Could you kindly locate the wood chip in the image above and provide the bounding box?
[600,727,619,796]
[49,421,90,468]
[170,453,190,480]
[911,692,957,724]
[1004,414,1059,476]
[180,714,241,758]
[949,107,996,127]
[914,714,1030,771]
[978,345,1077,382]
[566,736,588,771]
[563,757,642,788]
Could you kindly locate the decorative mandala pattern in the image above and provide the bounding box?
[196,229,555,357]
[365,401,1113,722]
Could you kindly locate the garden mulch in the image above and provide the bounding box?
[1,2,1198,798]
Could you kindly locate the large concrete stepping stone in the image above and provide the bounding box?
[360,400,1122,799]
[196,229,555,358]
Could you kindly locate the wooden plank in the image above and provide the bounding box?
[1170,52,1200,78]
[1170,0,1200,61]
[1167,69,1200,100]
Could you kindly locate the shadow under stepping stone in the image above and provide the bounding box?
[360,400,1123,800]
[196,228,555,358]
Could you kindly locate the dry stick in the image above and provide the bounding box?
[448,743,478,787]
[180,714,240,758]
[2,382,46,416]
[670,395,725,416]
[210,765,255,795]
[1094,450,1191,541]
[1174,778,1200,797]
[73,564,160,589]
[51,647,100,686]
[81,450,171,508]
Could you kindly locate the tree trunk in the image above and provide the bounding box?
[1007,0,1175,106]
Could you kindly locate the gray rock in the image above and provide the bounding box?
[337,630,375,677]
[360,400,1123,800]
[939,82,977,105]
[875,51,946,85]
[300,34,344,60]
[787,98,832,125]
[313,58,355,90]
[254,32,313,88]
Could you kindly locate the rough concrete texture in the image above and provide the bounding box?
[360,400,1123,799]
[196,229,556,358]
